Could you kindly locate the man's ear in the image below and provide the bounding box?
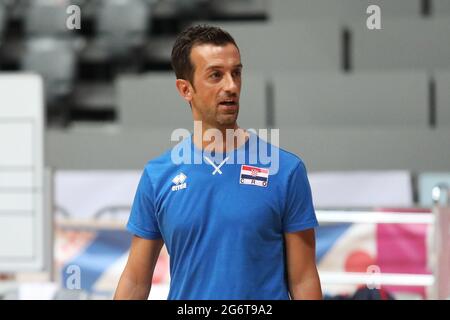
[175,79,193,103]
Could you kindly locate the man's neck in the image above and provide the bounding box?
[193,123,249,153]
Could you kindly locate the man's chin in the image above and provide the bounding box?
[217,114,238,127]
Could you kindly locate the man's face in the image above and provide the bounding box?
[188,43,242,129]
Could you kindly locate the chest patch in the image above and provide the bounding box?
[240,165,269,187]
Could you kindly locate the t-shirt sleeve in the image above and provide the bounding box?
[282,161,319,233]
[126,168,162,240]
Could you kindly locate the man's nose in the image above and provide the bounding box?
[223,73,238,93]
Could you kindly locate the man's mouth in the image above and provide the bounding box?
[218,99,238,110]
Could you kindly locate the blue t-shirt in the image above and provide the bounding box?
[127,132,318,300]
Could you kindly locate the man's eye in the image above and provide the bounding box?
[210,72,221,79]
[233,70,242,77]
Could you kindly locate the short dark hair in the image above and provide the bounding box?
[171,25,239,83]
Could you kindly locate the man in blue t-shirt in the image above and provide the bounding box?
[114,25,322,300]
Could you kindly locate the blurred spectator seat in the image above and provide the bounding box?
[25,0,73,38]
[22,38,76,105]
[117,72,197,129]
[5,0,29,21]
[72,82,115,113]
[352,18,450,71]
[92,0,149,59]
[117,72,267,129]
[273,72,429,128]
[196,20,342,73]
[269,0,421,22]
[210,0,267,19]
[152,0,207,19]
[143,35,176,66]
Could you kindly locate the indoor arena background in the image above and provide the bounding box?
[0,0,449,300]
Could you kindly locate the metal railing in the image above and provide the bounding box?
[317,185,450,299]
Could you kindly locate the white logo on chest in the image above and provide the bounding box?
[204,156,229,175]
[171,173,187,191]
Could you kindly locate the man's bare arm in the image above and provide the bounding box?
[285,228,322,300]
[114,235,164,300]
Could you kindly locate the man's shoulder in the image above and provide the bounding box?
[255,133,306,174]
[142,135,191,180]
[278,146,305,168]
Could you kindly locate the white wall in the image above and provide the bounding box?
[0,74,47,271]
